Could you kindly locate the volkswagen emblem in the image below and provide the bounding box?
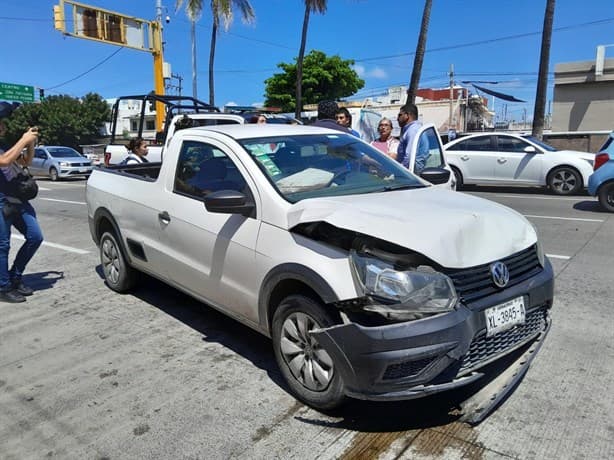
[490,261,510,288]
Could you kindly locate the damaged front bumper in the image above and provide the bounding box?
[311,259,554,402]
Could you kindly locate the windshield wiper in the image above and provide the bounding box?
[382,184,426,192]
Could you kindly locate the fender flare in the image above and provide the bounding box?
[258,263,339,333]
[90,207,133,265]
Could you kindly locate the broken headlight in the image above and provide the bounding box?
[349,249,458,320]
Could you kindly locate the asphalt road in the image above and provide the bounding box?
[1,179,613,460]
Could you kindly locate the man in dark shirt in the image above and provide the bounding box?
[312,101,351,133]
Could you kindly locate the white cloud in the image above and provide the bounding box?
[225,101,238,107]
[369,67,388,79]
[352,64,387,79]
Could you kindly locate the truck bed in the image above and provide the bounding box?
[101,162,163,181]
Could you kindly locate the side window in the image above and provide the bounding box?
[496,136,530,153]
[173,140,248,199]
[419,127,445,168]
[34,149,46,159]
[449,136,492,151]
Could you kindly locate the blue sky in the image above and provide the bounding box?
[1,0,613,122]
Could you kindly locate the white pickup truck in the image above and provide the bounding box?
[87,124,553,422]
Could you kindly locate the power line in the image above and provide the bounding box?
[45,47,125,91]
[355,17,614,63]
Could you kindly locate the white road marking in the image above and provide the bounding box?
[10,234,90,254]
[546,254,571,260]
[37,198,86,206]
[524,214,604,223]
[38,187,51,191]
[497,194,587,202]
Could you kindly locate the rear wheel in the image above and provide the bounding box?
[49,167,59,181]
[100,231,137,293]
[272,295,345,411]
[598,182,614,212]
[547,166,581,195]
[450,166,463,189]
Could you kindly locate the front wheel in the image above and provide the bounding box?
[49,167,59,181]
[547,166,581,195]
[598,182,614,212]
[100,231,137,293]
[272,295,346,411]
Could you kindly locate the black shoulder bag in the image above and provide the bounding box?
[8,164,39,202]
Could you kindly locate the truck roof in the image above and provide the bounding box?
[182,123,354,140]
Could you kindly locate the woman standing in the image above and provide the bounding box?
[0,121,43,303]
[125,137,149,164]
[370,118,400,160]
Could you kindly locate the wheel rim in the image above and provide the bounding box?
[279,312,334,391]
[50,168,58,180]
[101,237,121,285]
[607,189,614,207]
[551,169,577,193]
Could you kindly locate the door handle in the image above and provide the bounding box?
[158,211,171,224]
[460,155,469,161]
[497,158,507,164]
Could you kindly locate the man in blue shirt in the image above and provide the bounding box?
[396,103,429,174]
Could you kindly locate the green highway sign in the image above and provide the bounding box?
[0,82,35,103]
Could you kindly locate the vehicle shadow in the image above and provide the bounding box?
[93,266,285,388]
[460,184,590,196]
[93,266,525,431]
[573,200,608,213]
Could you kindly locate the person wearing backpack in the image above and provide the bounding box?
[0,121,43,303]
[124,138,149,165]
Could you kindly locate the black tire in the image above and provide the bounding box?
[99,231,137,293]
[450,166,463,190]
[598,182,614,213]
[49,167,59,181]
[547,166,581,195]
[272,295,346,411]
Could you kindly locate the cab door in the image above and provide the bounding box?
[155,135,261,323]
[411,125,454,189]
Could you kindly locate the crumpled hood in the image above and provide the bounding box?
[287,188,536,268]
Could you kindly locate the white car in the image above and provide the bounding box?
[444,133,595,195]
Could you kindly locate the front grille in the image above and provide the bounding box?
[458,306,548,375]
[382,356,436,381]
[446,245,542,304]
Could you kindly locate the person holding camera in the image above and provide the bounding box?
[0,121,43,303]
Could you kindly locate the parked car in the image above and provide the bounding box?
[31,146,93,181]
[86,124,553,420]
[444,133,595,195]
[588,130,614,212]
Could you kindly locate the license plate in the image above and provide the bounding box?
[485,296,525,337]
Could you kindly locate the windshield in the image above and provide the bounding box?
[47,147,82,158]
[239,133,425,203]
[522,136,557,152]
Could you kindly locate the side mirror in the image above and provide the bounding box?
[420,167,451,185]
[204,190,255,217]
[524,145,537,153]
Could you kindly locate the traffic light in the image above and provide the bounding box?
[39,88,45,101]
[53,5,64,32]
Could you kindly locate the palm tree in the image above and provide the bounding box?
[532,0,556,139]
[176,0,255,106]
[295,0,327,119]
[407,0,432,104]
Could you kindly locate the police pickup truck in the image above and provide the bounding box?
[86,123,553,422]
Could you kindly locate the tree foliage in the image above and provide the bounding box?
[3,93,109,149]
[265,50,365,113]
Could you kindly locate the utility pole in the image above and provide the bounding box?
[153,0,165,130]
[449,64,454,130]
